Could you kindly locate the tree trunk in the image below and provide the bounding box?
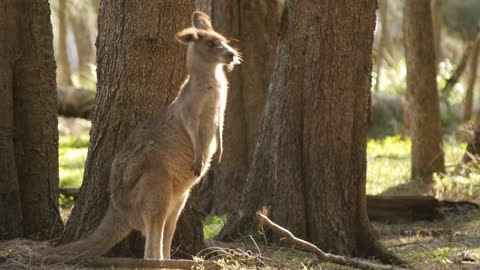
[405,0,445,183]
[431,0,443,67]
[191,0,282,214]
[219,0,400,264]
[69,2,96,84]
[61,0,205,258]
[57,0,73,86]
[465,33,480,121]
[0,0,23,239]
[0,0,62,240]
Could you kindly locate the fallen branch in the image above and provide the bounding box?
[40,256,221,269]
[256,212,406,270]
[82,258,220,269]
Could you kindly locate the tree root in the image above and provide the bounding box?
[256,212,408,270]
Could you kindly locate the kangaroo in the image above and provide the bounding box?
[44,11,240,261]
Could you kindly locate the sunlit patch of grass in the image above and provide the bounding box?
[367,135,411,195]
[59,135,89,188]
[367,135,469,196]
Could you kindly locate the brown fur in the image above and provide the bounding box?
[44,11,240,260]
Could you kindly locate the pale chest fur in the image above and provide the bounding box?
[197,77,227,155]
[170,67,228,179]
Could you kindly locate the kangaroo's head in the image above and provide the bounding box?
[176,11,241,70]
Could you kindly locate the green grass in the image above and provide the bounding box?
[367,135,411,195]
[59,134,89,188]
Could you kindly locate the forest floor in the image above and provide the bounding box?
[1,118,480,269]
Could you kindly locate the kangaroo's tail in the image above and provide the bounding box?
[43,204,131,260]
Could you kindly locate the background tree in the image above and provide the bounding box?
[0,0,62,240]
[68,0,96,84]
[218,0,400,264]
[464,31,480,121]
[431,0,443,67]
[192,0,282,214]
[374,0,391,92]
[405,0,445,184]
[60,0,205,257]
[56,0,73,86]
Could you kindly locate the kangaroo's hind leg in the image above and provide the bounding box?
[162,193,189,259]
[144,214,167,260]
[138,168,172,260]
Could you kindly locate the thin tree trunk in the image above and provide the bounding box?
[192,0,282,214]
[0,0,62,240]
[61,0,205,257]
[57,0,73,86]
[219,0,401,265]
[405,0,445,183]
[375,0,388,92]
[431,0,443,67]
[465,33,480,121]
[402,4,411,138]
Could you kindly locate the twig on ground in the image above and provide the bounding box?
[256,211,407,270]
[388,240,434,249]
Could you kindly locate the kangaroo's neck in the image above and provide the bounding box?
[187,64,226,89]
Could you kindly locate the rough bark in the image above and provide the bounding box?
[0,0,62,240]
[0,0,23,239]
[464,33,480,121]
[191,0,282,214]
[405,0,445,183]
[61,0,205,257]
[69,3,96,83]
[57,0,73,86]
[219,0,400,264]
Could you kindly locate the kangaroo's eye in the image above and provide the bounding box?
[207,41,215,48]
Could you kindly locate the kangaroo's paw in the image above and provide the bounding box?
[211,151,222,167]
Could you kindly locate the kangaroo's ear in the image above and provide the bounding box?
[192,11,213,31]
[176,28,198,44]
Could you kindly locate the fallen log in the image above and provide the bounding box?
[367,195,442,222]
[367,195,479,223]
[57,86,95,120]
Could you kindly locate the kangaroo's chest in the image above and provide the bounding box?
[199,87,224,139]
